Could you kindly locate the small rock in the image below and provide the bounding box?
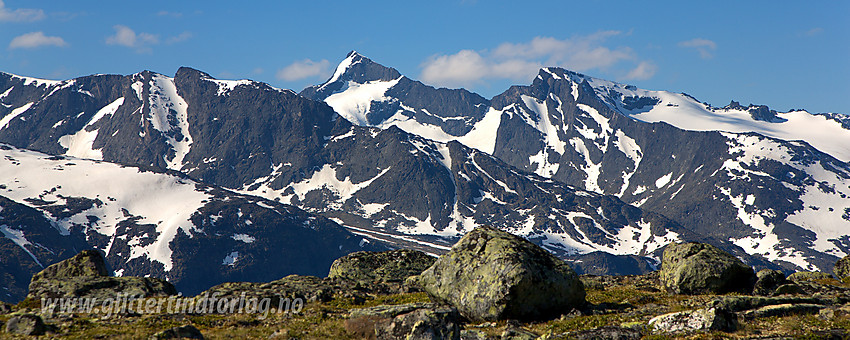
[659,242,755,294]
[267,329,289,338]
[416,226,585,322]
[753,269,788,295]
[739,303,825,320]
[149,324,204,339]
[568,326,643,340]
[773,283,807,295]
[787,271,833,282]
[349,302,436,319]
[460,329,491,340]
[0,302,12,314]
[648,307,737,333]
[500,326,538,340]
[5,313,46,336]
[375,306,461,340]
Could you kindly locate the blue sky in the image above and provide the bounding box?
[1,1,847,114]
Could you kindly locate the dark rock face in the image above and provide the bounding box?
[0,196,88,302]
[659,242,756,294]
[4,313,45,336]
[328,250,435,283]
[415,226,585,322]
[567,251,656,276]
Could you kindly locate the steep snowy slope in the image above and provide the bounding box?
[566,71,850,163]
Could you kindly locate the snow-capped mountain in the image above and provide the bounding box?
[0,143,379,302]
[0,66,747,294]
[303,52,850,273]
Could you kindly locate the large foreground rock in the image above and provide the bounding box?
[27,250,176,301]
[414,226,585,322]
[328,249,435,283]
[659,242,755,294]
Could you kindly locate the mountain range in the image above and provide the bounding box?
[0,51,846,302]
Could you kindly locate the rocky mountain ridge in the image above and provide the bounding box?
[0,52,847,304]
[303,52,850,274]
[0,66,724,275]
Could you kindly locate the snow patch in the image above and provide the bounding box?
[0,102,33,130]
[58,97,125,160]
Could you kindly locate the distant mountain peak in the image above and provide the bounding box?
[301,52,402,100]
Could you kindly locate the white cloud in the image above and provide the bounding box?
[9,31,67,49]
[678,38,717,59]
[276,59,331,81]
[166,31,193,44]
[624,61,657,81]
[420,32,655,88]
[420,50,490,87]
[106,25,159,52]
[157,10,182,18]
[0,0,44,22]
[801,27,823,37]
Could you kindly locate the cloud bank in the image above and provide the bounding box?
[9,32,67,49]
[420,32,656,88]
[678,38,717,59]
[276,59,331,81]
[0,0,44,22]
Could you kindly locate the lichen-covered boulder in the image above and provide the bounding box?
[834,256,850,280]
[202,274,334,307]
[30,249,109,281]
[753,269,788,296]
[374,306,461,340]
[4,313,46,336]
[414,226,585,322]
[659,242,755,294]
[649,307,737,333]
[27,250,176,301]
[787,271,833,282]
[346,303,460,340]
[328,249,435,283]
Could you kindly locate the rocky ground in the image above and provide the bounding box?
[3,228,850,339]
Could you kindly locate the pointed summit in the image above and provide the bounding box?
[300,52,402,100]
